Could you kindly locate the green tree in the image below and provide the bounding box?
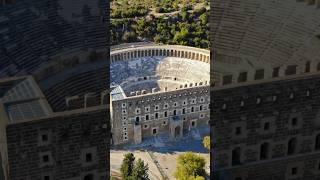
[189,176,206,180]
[122,31,137,42]
[199,13,208,25]
[181,10,189,21]
[174,152,206,180]
[202,136,210,151]
[133,19,147,37]
[132,159,150,180]
[120,153,135,179]
[153,34,162,43]
[120,153,150,180]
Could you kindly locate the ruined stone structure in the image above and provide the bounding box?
[6,106,109,180]
[0,72,109,180]
[211,72,320,180]
[110,43,211,145]
[210,0,320,179]
[110,42,320,146]
[211,0,320,78]
[0,0,109,179]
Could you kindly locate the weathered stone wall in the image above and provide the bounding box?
[211,73,320,179]
[6,107,109,180]
[112,85,210,145]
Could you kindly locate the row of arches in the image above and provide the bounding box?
[111,48,210,63]
[231,136,320,166]
[221,61,320,87]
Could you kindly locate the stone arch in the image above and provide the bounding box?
[287,137,297,155]
[174,126,181,137]
[260,142,269,160]
[232,147,241,166]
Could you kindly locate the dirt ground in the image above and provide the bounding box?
[111,127,210,180]
[152,151,210,179]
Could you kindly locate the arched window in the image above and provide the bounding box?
[232,147,241,166]
[182,108,185,114]
[315,134,320,150]
[260,142,269,160]
[84,174,93,180]
[191,107,194,112]
[317,63,320,71]
[287,138,297,155]
[173,110,177,116]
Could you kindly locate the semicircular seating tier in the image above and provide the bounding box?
[110,44,210,98]
[0,0,107,78]
[211,0,320,73]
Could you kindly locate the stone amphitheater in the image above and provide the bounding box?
[211,0,320,179]
[110,43,211,145]
[0,0,109,180]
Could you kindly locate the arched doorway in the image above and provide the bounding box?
[174,126,181,138]
[287,137,297,155]
[232,147,241,166]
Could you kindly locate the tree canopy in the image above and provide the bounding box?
[120,153,150,180]
[202,136,210,151]
[174,152,206,180]
[111,0,210,49]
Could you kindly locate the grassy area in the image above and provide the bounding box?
[111,0,210,49]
